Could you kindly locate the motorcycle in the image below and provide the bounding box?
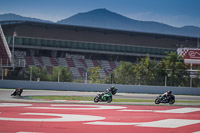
[11,88,23,97]
[94,87,117,103]
[155,94,175,104]
[94,92,113,103]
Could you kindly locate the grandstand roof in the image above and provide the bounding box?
[0,20,199,49]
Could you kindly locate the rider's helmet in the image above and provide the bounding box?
[167,90,172,95]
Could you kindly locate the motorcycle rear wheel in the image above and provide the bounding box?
[155,98,160,104]
[94,97,99,103]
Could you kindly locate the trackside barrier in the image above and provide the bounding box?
[0,80,200,95]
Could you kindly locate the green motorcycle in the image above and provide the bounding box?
[94,92,113,103]
[94,86,117,103]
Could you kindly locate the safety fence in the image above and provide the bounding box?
[0,80,200,95]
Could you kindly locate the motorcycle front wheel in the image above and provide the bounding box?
[169,99,175,104]
[106,97,112,103]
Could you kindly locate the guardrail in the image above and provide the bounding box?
[0,80,200,95]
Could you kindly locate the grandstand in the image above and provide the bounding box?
[0,20,199,79]
[0,25,11,67]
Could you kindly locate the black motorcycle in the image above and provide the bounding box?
[155,94,175,105]
[11,88,23,96]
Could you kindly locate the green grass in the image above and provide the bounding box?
[30,96,94,101]
[29,96,200,103]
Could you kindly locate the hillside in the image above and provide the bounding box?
[57,8,200,37]
[0,13,52,23]
[1,9,200,37]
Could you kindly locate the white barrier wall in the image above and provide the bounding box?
[0,80,200,95]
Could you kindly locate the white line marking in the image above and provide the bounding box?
[156,108,200,113]
[85,119,200,128]
[17,132,43,133]
[119,107,200,113]
[0,113,105,122]
[0,103,32,107]
[118,109,154,112]
[27,104,127,110]
[85,121,139,125]
[52,100,68,102]
[137,119,200,128]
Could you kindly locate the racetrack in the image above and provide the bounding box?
[0,102,200,133]
[1,89,200,133]
[0,89,200,106]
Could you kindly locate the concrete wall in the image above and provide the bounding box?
[0,80,200,95]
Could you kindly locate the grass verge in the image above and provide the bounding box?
[29,96,200,103]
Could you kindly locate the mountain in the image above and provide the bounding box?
[0,10,200,37]
[57,8,200,37]
[0,13,52,23]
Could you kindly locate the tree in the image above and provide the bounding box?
[51,66,73,82]
[162,52,187,86]
[51,66,59,81]
[155,60,168,86]
[133,54,157,85]
[114,61,135,84]
[60,66,73,82]
[30,66,40,81]
[40,66,50,81]
[88,66,102,83]
[104,72,114,84]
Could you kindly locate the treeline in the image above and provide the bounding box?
[99,52,200,87]
[4,52,200,87]
[18,52,200,87]
[29,66,73,82]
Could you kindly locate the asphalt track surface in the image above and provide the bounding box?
[0,102,200,133]
[0,89,200,133]
[0,89,200,106]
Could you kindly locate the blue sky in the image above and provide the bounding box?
[0,0,200,27]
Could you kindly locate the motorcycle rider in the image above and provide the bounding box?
[11,87,23,96]
[161,90,172,101]
[100,86,117,98]
[106,86,117,95]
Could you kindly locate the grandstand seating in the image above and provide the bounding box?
[79,59,88,68]
[78,67,85,77]
[0,26,11,66]
[58,58,68,66]
[22,55,120,79]
[109,61,117,70]
[24,56,34,66]
[66,58,76,67]
[50,57,59,66]
[92,60,101,67]
[85,59,95,68]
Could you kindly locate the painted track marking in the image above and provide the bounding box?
[27,104,127,110]
[0,113,105,122]
[0,103,32,107]
[85,119,200,128]
[119,107,200,113]
[1,102,200,133]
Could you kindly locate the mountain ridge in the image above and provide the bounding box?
[57,8,200,37]
[0,9,200,37]
[0,13,53,23]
